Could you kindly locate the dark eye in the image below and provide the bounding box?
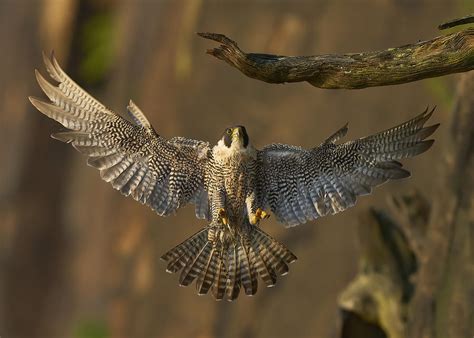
[226,129,232,135]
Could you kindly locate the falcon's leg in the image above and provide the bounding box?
[211,188,230,226]
[250,208,270,225]
[246,193,270,225]
[218,208,230,226]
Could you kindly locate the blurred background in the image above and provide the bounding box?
[0,1,472,337]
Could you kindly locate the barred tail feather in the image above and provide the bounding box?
[160,228,207,279]
[253,228,297,268]
[178,241,211,287]
[250,235,277,287]
[161,226,297,301]
[161,229,206,266]
[226,245,241,301]
[246,227,297,290]
[238,237,258,296]
[195,247,219,295]
[211,247,227,300]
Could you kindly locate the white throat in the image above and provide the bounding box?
[213,139,256,162]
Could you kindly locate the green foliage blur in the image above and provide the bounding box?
[79,12,116,85]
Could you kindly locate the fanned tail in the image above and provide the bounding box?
[161,225,297,301]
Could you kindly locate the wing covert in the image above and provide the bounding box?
[30,52,210,217]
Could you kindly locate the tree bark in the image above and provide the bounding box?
[338,71,474,338]
[198,17,474,89]
[406,71,474,338]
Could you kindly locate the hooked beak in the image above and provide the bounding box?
[232,128,240,142]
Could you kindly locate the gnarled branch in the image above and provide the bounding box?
[198,18,474,89]
[439,14,474,30]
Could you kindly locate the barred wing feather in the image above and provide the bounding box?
[30,52,210,217]
[258,108,438,227]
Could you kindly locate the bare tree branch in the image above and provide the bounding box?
[198,24,474,89]
[439,13,474,30]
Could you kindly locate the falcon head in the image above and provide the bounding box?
[221,125,249,149]
[213,125,254,161]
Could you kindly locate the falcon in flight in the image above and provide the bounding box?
[30,53,438,301]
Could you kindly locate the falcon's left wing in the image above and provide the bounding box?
[257,108,438,227]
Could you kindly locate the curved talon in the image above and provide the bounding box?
[218,208,229,225]
[257,208,270,220]
[250,208,270,225]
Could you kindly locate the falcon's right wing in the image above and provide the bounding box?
[257,108,438,227]
[30,52,210,218]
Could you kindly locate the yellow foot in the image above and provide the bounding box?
[250,208,270,225]
[218,208,229,225]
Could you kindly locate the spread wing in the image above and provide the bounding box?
[257,108,438,227]
[30,52,211,218]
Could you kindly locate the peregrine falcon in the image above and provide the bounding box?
[30,53,438,301]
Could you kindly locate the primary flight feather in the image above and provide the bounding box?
[30,53,438,301]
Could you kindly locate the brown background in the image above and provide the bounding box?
[0,1,470,337]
